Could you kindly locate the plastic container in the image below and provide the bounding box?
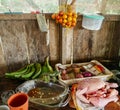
[56,60,113,86]
[82,14,104,30]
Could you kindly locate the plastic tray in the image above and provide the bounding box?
[56,60,113,85]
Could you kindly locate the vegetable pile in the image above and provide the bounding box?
[58,62,105,80]
[5,57,59,82]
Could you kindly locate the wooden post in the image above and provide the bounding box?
[59,0,76,64]
[61,28,73,64]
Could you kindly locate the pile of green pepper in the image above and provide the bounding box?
[5,57,59,82]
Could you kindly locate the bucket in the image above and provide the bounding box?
[82,14,104,30]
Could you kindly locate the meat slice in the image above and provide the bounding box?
[106,82,118,88]
[76,88,90,103]
[71,78,119,110]
[77,78,106,94]
[89,96,118,108]
[107,89,118,98]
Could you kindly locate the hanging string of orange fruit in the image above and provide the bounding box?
[51,0,77,28]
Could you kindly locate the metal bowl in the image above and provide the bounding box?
[15,79,70,108]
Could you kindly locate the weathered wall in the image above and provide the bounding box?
[73,16,120,62]
[0,14,60,73]
[0,14,120,74]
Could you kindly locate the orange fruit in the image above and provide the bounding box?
[66,22,72,27]
[63,19,67,24]
[51,14,56,19]
[62,14,67,19]
[56,15,60,20]
[67,12,72,16]
[59,11,64,16]
[71,22,76,27]
[72,18,77,23]
[72,13,77,18]
[58,18,63,24]
[67,17,72,22]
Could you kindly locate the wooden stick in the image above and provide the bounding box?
[70,0,76,5]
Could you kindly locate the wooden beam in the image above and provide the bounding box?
[0,14,52,20]
[61,28,73,64]
[0,14,119,21]
[60,0,75,64]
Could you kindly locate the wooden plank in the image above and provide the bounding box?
[90,21,120,60]
[62,28,73,64]
[0,19,51,72]
[0,14,52,20]
[103,15,120,21]
[60,0,75,64]
[77,15,120,22]
[73,20,120,62]
[0,14,36,20]
[25,20,49,63]
[24,20,40,63]
[49,20,60,64]
[0,20,29,72]
[73,21,93,62]
[107,21,120,59]
[0,37,7,74]
[0,14,120,21]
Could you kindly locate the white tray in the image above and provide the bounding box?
[56,60,113,86]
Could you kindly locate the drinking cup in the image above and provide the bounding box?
[7,93,28,110]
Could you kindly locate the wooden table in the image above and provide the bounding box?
[0,75,120,110]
